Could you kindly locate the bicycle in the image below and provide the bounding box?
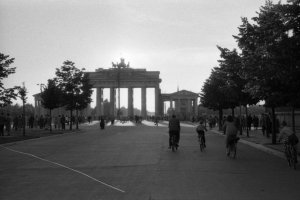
[170,134,178,152]
[284,143,297,170]
[198,133,205,152]
[227,137,239,158]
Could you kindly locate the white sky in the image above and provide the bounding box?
[1,0,282,112]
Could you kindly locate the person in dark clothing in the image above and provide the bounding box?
[100,117,105,130]
[168,114,180,149]
[61,115,66,130]
[0,112,6,136]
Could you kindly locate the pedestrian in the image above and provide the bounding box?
[28,115,34,129]
[13,116,18,131]
[5,113,11,136]
[0,112,6,136]
[168,114,180,149]
[61,114,66,130]
[57,115,61,130]
[100,117,105,130]
[247,114,253,131]
[54,115,58,129]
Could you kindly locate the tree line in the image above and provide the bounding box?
[200,0,300,144]
[1,55,93,133]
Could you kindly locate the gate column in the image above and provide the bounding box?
[141,87,147,119]
[110,87,115,117]
[155,87,161,116]
[96,87,103,117]
[128,87,134,119]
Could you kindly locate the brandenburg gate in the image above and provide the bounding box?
[85,58,162,118]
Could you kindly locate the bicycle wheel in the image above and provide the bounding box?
[233,142,237,158]
[291,147,297,170]
[171,135,176,152]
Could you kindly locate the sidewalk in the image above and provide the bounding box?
[211,127,300,159]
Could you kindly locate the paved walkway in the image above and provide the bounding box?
[1,121,299,160]
[210,127,300,159]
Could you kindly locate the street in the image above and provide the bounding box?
[1,121,300,200]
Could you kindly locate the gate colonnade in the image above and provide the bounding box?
[86,59,162,119]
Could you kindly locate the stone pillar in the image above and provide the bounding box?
[155,87,160,116]
[170,99,173,109]
[141,87,147,119]
[96,87,102,117]
[110,87,115,117]
[128,87,134,118]
[175,99,180,114]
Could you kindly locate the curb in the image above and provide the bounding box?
[211,129,300,161]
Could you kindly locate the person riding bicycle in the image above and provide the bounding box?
[168,114,180,149]
[222,115,239,155]
[278,121,298,163]
[196,120,207,147]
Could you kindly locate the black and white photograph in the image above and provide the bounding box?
[1,0,300,199]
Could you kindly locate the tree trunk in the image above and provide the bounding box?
[246,106,249,137]
[76,109,79,130]
[271,106,276,144]
[69,110,73,130]
[22,100,25,136]
[50,109,52,132]
[239,103,242,135]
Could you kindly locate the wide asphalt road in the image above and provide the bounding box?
[1,121,300,200]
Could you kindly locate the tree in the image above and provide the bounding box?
[0,53,20,107]
[217,46,259,136]
[234,0,300,143]
[55,60,93,130]
[73,73,93,129]
[40,79,63,132]
[200,67,234,130]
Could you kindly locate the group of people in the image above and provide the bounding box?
[168,114,298,162]
[0,112,12,136]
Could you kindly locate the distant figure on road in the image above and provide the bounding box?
[196,120,207,147]
[100,117,105,130]
[168,114,180,149]
[223,115,239,155]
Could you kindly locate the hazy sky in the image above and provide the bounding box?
[1,0,281,112]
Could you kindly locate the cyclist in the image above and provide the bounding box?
[278,121,298,163]
[222,115,239,156]
[196,120,207,147]
[168,114,180,149]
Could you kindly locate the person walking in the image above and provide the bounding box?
[0,112,6,136]
[5,113,11,136]
[61,114,66,130]
[168,114,180,149]
[100,117,105,130]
